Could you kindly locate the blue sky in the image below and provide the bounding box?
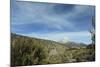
[11,0,95,44]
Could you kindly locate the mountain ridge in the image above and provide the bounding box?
[11,33,87,48]
[11,33,95,66]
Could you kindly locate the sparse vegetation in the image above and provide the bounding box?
[11,33,95,66]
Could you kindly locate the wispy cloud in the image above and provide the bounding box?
[11,0,95,44]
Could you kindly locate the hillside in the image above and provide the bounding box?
[11,33,95,66]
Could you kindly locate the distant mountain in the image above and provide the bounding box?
[11,33,86,48]
[62,41,86,48]
[11,33,95,66]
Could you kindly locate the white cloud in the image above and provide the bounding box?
[20,31,91,44]
[11,1,94,32]
[11,1,94,44]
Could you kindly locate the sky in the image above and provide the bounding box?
[11,0,95,44]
